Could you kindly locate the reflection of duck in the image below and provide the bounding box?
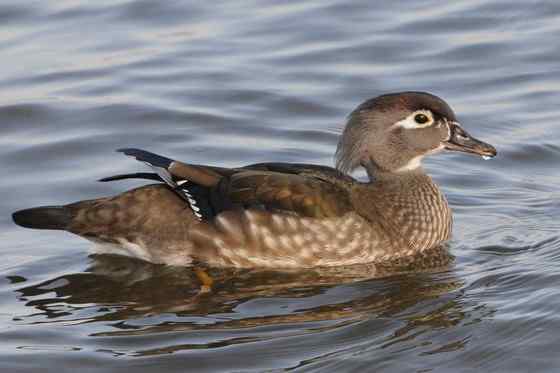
[13,92,495,268]
[14,249,458,331]
[12,253,492,360]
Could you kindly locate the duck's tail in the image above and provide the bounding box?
[12,206,73,230]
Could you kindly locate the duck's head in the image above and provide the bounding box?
[336,91,496,177]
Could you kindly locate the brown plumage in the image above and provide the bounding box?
[12,91,496,268]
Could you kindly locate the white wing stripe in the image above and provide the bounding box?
[138,159,204,220]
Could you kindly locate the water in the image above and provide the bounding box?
[1,0,559,371]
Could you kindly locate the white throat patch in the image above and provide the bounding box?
[393,144,446,173]
[394,155,423,172]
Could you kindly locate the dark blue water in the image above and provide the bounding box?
[1,1,560,371]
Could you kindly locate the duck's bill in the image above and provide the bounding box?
[443,122,497,158]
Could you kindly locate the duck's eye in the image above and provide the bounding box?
[414,113,429,124]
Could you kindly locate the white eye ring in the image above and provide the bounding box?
[393,110,434,129]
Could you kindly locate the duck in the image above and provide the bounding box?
[12,91,496,269]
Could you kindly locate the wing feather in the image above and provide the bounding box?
[109,148,355,220]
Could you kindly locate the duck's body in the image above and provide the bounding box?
[53,165,450,268]
[12,92,495,268]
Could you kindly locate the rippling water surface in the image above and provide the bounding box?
[1,1,560,372]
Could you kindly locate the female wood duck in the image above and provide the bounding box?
[13,92,496,268]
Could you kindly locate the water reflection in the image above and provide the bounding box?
[7,246,484,359]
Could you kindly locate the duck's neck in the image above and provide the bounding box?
[361,156,426,181]
[353,168,453,253]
